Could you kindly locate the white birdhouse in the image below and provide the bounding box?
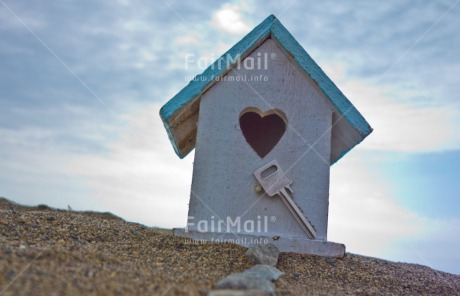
[160,15,372,257]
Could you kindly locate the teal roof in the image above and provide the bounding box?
[160,14,372,163]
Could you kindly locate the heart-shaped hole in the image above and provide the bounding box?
[239,108,287,158]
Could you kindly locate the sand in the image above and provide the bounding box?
[1,198,459,295]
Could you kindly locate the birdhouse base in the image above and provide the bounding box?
[173,228,346,258]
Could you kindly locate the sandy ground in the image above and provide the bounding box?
[1,197,459,295]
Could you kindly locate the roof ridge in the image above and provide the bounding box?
[159,14,372,162]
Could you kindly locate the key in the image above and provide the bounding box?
[253,160,317,239]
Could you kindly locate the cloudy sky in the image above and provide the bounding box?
[1,0,459,274]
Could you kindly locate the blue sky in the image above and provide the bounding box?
[1,0,459,274]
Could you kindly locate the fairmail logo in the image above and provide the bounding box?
[184,52,276,71]
[186,215,277,233]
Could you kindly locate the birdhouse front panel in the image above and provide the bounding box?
[188,38,333,240]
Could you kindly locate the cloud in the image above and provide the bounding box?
[321,62,460,152]
[175,33,201,46]
[68,104,193,228]
[328,152,424,255]
[329,152,460,274]
[0,123,95,210]
[387,217,460,274]
[212,2,253,35]
[0,2,47,31]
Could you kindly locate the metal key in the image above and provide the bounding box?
[253,160,317,239]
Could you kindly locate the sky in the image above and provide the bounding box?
[1,0,459,275]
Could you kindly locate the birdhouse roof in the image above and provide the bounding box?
[160,14,372,164]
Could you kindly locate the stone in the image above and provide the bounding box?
[215,273,275,295]
[245,244,279,266]
[325,257,336,267]
[16,216,26,224]
[242,265,284,281]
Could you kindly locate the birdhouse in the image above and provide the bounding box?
[160,15,372,257]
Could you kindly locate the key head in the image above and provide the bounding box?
[253,160,293,196]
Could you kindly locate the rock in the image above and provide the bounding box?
[16,216,26,224]
[245,244,279,266]
[37,204,50,210]
[85,268,94,278]
[213,250,282,296]
[47,216,55,222]
[243,265,284,281]
[325,257,336,267]
[6,269,16,280]
[215,273,275,295]
[208,289,272,296]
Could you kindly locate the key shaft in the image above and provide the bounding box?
[279,187,317,239]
